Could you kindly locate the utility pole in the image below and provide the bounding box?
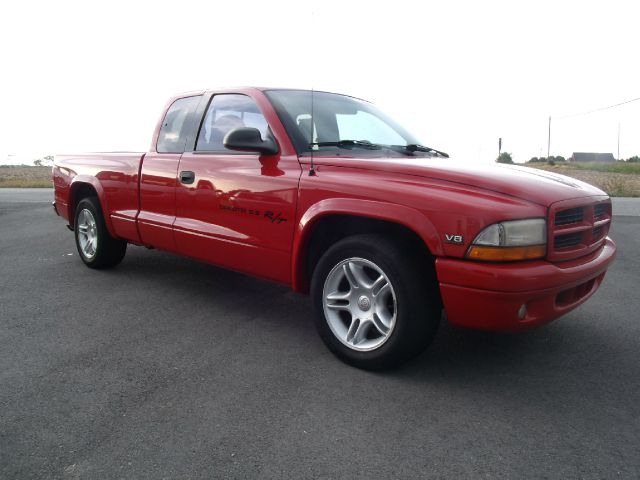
[498,137,502,159]
[547,116,551,160]
[617,123,620,161]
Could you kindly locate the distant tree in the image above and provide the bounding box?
[528,157,540,163]
[496,152,514,164]
[33,155,54,167]
[627,156,640,163]
[547,158,556,166]
[552,155,566,163]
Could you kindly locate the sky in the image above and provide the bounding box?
[1,0,638,164]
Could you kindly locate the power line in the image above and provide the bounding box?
[555,95,640,119]
[547,95,639,159]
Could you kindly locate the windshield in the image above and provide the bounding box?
[265,89,424,155]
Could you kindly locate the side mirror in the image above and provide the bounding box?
[223,127,279,156]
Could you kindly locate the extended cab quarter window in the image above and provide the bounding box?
[196,94,269,151]
[157,96,201,153]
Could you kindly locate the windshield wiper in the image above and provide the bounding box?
[394,144,449,158]
[309,140,449,157]
[309,140,383,150]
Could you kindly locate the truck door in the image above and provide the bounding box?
[138,95,202,251]
[174,92,301,284]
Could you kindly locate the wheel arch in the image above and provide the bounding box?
[292,198,443,294]
[68,177,116,237]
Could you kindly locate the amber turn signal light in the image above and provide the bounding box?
[466,245,546,262]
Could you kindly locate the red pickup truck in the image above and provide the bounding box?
[53,87,616,369]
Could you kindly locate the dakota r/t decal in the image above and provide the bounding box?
[219,204,288,224]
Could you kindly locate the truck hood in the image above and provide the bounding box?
[311,156,606,207]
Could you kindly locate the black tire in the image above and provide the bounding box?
[74,197,127,269]
[311,234,440,370]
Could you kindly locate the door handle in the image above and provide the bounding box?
[180,170,195,184]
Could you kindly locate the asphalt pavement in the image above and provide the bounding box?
[1,189,639,479]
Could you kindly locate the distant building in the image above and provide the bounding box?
[569,152,616,163]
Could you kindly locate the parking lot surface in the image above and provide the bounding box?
[1,189,639,479]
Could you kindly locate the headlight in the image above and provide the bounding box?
[466,218,546,261]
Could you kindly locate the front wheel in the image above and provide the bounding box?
[74,197,127,269]
[311,234,440,370]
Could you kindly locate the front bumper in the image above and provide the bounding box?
[435,237,616,331]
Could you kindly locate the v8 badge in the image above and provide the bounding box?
[444,233,464,245]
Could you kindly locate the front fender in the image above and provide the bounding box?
[291,198,443,292]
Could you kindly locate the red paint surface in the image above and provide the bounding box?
[52,87,617,331]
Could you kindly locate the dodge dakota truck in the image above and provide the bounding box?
[52,87,617,369]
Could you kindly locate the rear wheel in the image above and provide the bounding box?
[74,197,127,269]
[311,234,440,370]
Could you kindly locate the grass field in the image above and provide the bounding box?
[1,162,638,197]
[525,162,640,197]
[0,166,52,188]
[531,161,640,175]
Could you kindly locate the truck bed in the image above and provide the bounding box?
[53,152,145,241]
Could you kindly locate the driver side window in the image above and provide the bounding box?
[196,94,269,151]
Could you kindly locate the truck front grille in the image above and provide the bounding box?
[594,203,608,221]
[592,225,604,240]
[548,199,611,261]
